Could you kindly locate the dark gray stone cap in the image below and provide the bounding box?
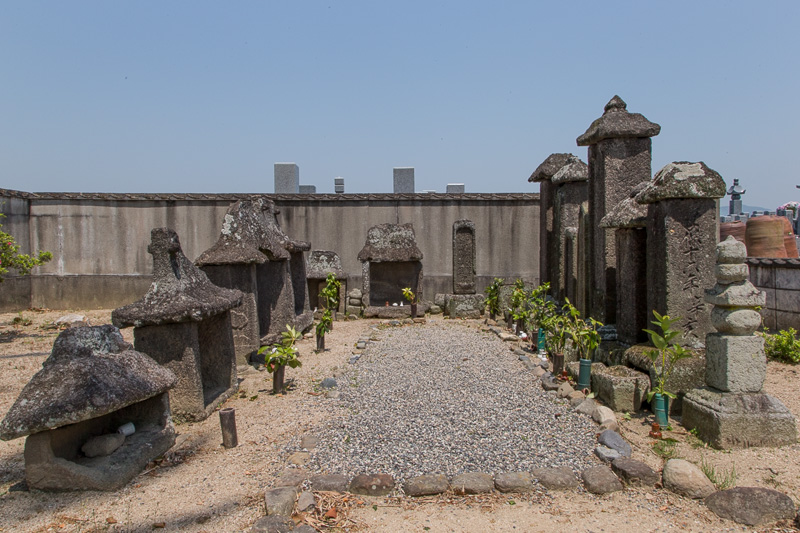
[112,228,243,327]
[601,182,650,228]
[357,223,423,262]
[550,155,588,184]
[528,153,573,182]
[0,325,177,440]
[306,250,345,279]
[453,219,475,231]
[195,200,269,266]
[196,198,310,264]
[576,96,661,146]
[636,161,726,204]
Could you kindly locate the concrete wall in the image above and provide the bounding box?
[748,258,800,332]
[0,190,539,311]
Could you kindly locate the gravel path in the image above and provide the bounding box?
[297,320,598,484]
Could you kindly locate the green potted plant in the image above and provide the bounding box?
[402,287,418,318]
[643,311,693,426]
[484,277,504,321]
[541,311,568,374]
[258,325,302,394]
[509,279,526,332]
[315,308,332,351]
[529,282,554,351]
[318,273,341,330]
[564,299,602,390]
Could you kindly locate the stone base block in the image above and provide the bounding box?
[592,365,650,412]
[682,387,797,449]
[445,294,485,319]
[705,334,766,392]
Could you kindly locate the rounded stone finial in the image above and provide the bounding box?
[717,235,747,265]
[604,95,627,113]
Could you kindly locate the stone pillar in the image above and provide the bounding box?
[393,167,415,193]
[529,153,573,291]
[600,182,649,345]
[682,236,797,448]
[576,96,660,324]
[551,155,588,302]
[453,220,476,294]
[274,163,300,193]
[636,162,726,348]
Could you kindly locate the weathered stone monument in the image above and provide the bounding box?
[113,228,242,422]
[393,167,415,193]
[254,199,314,342]
[529,153,572,291]
[0,325,177,491]
[577,96,661,324]
[601,182,649,345]
[727,178,746,216]
[550,155,589,303]
[682,236,797,448]
[636,162,727,348]
[196,199,268,367]
[359,223,424,318]
[306,250,346,313]
[274,163,300,193]
[453,219,476,294]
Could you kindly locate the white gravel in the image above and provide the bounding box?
[293,320,598,483]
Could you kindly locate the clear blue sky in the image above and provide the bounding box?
[1,1,797,210]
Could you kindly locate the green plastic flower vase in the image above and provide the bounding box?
[577,358,592,390]
[652,393,669,427]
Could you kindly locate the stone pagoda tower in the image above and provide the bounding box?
[682,236,796,447]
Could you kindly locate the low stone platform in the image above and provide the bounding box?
[682,387,797,448]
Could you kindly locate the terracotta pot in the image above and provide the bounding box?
[745,216,787,258]
[720,220,746,244]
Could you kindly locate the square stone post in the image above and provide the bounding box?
[551,156,588,302]
[529,153,573,291]
[600,182,649,345]
[636,162,727,347]
[576,96,660,324]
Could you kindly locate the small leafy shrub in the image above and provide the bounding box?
[652,438,678,460]
[764,328,800,364]
[644,311,693,401]
[484,277,504,317]
[0,213,52,282]
[259,325,302,373]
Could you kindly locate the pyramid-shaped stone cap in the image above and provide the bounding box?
[112,228,243,327]
[528,153,573,182]
[306,250,345,279]
[195,200,270,266]
[636,162,726,204]
[357,223,423,262]
[601,182,650,228]
[0,325,177,441]
[577,96,661,146]
[550,155,588,184]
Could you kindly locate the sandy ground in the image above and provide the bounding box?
[0,308,799,533]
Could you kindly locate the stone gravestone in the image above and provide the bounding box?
[636,162,726,348]
[0,325,177,490]
[550,155,589,302]
[453,220,476,294]
[306,250,346,313]
[274,163,299,193]
[600,182,650,345]
[529,153,572,294]
[393,167,415,193]
[358,223,425,318]
[577,96,660,325]
[196,199,269,367]
[682,236,797,448]
[113,228,242,422]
